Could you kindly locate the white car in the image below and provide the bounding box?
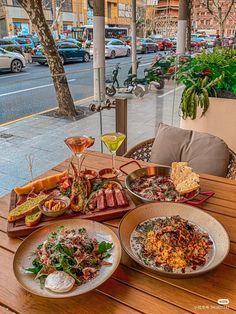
[90,39,131,58]
[0,48,26,73]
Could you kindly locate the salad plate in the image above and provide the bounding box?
[13,219,121,298]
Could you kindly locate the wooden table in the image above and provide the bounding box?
[1,151,236,314]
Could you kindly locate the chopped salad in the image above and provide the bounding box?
[25,226,113,289]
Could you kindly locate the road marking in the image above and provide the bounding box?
[0,79,76,97]
[140,62,152,67]
[0,94,93,127]
[0,72,30,80]
[157,85,184,98]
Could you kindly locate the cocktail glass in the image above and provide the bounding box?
[101,132,126,174]
[64,136,95,174]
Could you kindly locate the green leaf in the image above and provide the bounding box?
[25,266,42,274]
[98,241,113,253]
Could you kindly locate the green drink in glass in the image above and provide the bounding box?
[101,132,126,174]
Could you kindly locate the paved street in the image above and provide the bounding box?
[0,52,165,124]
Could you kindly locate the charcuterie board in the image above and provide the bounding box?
[7,189,136,238]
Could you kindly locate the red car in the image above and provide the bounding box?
[149,37,173,51]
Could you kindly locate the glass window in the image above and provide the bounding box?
[108,3,112,18]
[12,0,20,6]
[112,40,123,45]
[43,0,52,9]
[58,0,72,12]
[59,43,77,49]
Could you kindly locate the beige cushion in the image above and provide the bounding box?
[150,123,230,177]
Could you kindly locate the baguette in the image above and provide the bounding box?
[25,209,42,227]
[14,171,67,195]
[8,194,47,222]
[171,162,200,195]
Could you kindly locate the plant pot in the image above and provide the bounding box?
[180,97,236,152]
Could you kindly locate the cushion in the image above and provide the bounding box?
[150,123,230,177]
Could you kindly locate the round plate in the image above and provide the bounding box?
[13,219,121,298]
[119,202,230,278]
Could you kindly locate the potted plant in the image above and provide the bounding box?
[178,48,236,152]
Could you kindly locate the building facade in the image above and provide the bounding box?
[0,0,133,38]
[145,0,178,36]
[191,0,236,36]
[0,0,78,37]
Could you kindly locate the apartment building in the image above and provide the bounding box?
[146,0,178,36]
[191,0,236,36]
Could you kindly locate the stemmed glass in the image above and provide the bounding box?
[101,132,126,174]
[64,136,94,174]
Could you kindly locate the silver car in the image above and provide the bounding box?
[90,39,131,58]
[0,48,26,73]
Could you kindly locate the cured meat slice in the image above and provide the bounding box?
[105,188,116,208]
[114,188,129,207]
[97,190,106,210]
[88,193,97,210]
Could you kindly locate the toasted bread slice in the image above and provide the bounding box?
[171,162,200,195]
[14,171,67,195]
[171,162,192,185]
[8,194,47,222]
[25,209,42,227]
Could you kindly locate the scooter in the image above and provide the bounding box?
[105,57,165,97]
[105,61,146,97]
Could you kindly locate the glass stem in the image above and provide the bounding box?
[112,152,116,173]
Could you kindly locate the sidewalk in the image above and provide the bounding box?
[0,81,182,196]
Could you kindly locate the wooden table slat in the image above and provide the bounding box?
[0,249,139,314]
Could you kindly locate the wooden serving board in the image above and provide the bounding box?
[7,190,136,238]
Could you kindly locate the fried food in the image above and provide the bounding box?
[44,199,66,212]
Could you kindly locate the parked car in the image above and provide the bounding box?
[60,38,82,47]
[150,37,173,51]
[17,34,40,47]
[149,34,163,41]
[14,37,35,50]
[32,42,90,65]
[0,48,26,72]
[0,38,23,55]
[191,37,206,47]
[90,39,131,58]
[136,38,158,53]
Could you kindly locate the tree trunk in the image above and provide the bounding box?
[18,0,77,117]
[186,0,192,52]
[219,22,225,40]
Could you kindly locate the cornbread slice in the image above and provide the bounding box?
[8,194,47,222]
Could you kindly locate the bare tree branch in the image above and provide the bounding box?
[203,0,235,37]
[205,0,214,15]
[222,0,235,23]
